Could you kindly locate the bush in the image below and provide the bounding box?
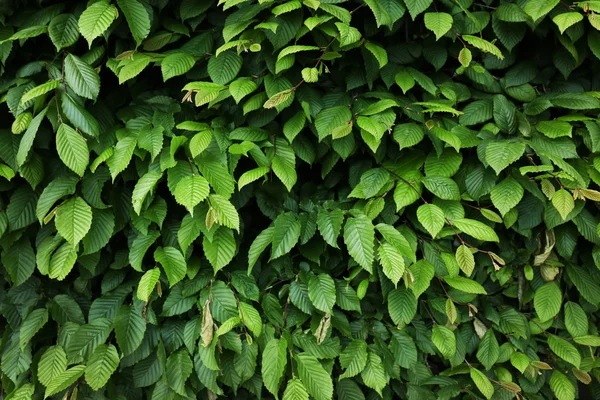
[1,0,600,398]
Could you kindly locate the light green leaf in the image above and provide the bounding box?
[56,123,89,177]
[56,196,93,246]
[548,334,581,368]
[271,212,301,260]
[550,370,576,400]
[452,218,499,242]
[137,268,161,302]
[361,352,387,397]
[85,344,119,390]
[78,1,118,47]
[308,274,336,313]
[490,177,523,216]
[263,338,288,398]
[417,203,445,238]
[343,214,375,273]
[552,189,575,220]
[38,345,67,387]
[154,246,187,287]
[444,276,487,294]
[174,175,210,215]
[203,226,236,274]
[283,378,309,400]
[424,12,453,40]
[470,368,494,399]
[117,0,151,47]
[432,325,456,359]
[534,282,562,322]
[295,353,333,400]
[161,52,196,81]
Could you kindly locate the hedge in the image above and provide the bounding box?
[1,0,600,399]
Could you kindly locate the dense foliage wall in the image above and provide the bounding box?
[1,0,600,399]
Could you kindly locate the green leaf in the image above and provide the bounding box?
[417,203,445,238]
[295,353,333,400]
[137,268,161,302]
[548,335,581,368]
[477,330,499,370]
[238,302,262,337]
[308,274,336,313]
[64,54,101,100]
[463,35,504,60]
[20,80,61,104]
[117,0,151,47]
[154,246,187,287]
[283,378,309,400]
[161,52,196,81]
[203,226,236,274]
[44,365,86,398]
[56,196,93,246]
[317,208,344,248]
[344,214,375,272]
[564,302,588,337]
[262,338,288,398]
[550,370,576,400]
[132,171,162,215]
[455,245,475,276]
[444,276,487,294]
[404,0,432,19]
[49,14,80,50]
[388,288,417,325]
[470,368,494,399]
[378,241,405,287]
[432,325,456,359]
[339,340,367,379]
[238,166,269,190]
[490,177,523,216]
[114,305,146,356]
[208,51,242,84]
[552,189,575,220]
[271,212,301,260]
[361,352,387,397]
[19,308,48,351]
[56,123,89,177]
[422,176,461,200]
[485,141,526,175]
[166,350,193,395]
[107,136,137,180]
[85,344,119,390]
[534,282,562,322]
[524,0,559,21]
[452,218,499,242]
[38,346,67,387]
[78,1,118,47]
[208,194,240,231]
[174,175,210,215]
[248,226,274,274]
[16,107,47,168]
[424,13,453,40]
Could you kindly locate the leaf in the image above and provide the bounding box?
[166,350,193,395]
[308,274,336,313]
[455,245,475,276]
[132,171,162,215]
[470,368,494,400]
[20,80,61,104]
[56,123,89,177]
[444,276,487,294]
[19,309,48,351]
[208,51,242,84]
[534,282,562,322]
[485,141,526,175]
[388,288,417,325]
[463,35,504,60]
[64,54,101,100]
[550,370,576,400]
[432,325,456,359]
[404,0,433,19]
[339,340,367,378]
[208,194,240,231]
[343,214,375,272]
[154,246,187,287]
[85,344,119,390]
[262,338,288,398]
[452,218,499,242]
[238,166,269,190]
[137,268,161,302]
[361,352,387,396]
[295,353,333,400]
[477,330,499,370]
[317,209,345,248]
[38,346,67,387]
[564,302,588,337]
[117,0,151,47]
[378,241,405,287]
[552,189,575,220]
[55,196,93,246]
[417,203,445,238]
[271,212,301,260]
[524,0,559,21]
[424,13,453,40]
[44,365,86,398]
[49,14,80,50]
[16,107,47,168]
[283,378,309,400]
[548,335,581,368]
[161,52,196,81]
[203,226,236,274]
[78,1,118,47]
[490,177,523,216]
[174,175,210,215]
[114,305,146,356]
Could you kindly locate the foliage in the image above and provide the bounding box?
[1,0,600,399]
